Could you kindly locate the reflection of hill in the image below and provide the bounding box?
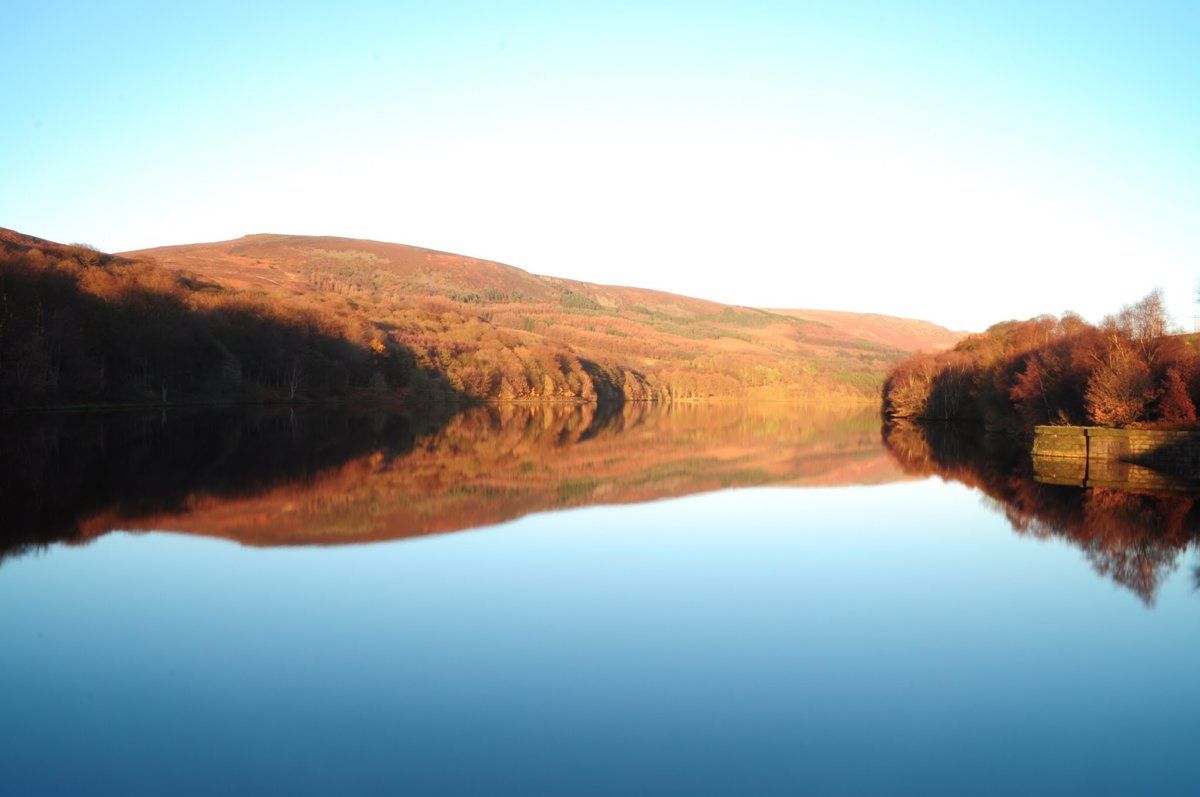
[0,407,455,561]
[1,403,904,561]
[883,422,1200,605]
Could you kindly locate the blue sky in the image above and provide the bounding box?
[3,1,1199,330]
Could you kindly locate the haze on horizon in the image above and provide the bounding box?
[3,1,1199,332]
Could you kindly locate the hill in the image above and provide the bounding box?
[0,226,962,406]
[119,232,963,402]
[773,309,963,353]
[1,229,460,407]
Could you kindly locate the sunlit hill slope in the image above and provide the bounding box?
[1,227,962,405]
[122,233,962,401]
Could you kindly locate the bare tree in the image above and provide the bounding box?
[287,358,303,400]
[1109,288,1170,342]
[1085,347,1152,426]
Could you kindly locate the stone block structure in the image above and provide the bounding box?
[1032,425,1200,490]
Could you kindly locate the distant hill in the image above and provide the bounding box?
[118,232,962,402]
[773,309,964,353]
[0,226,961,406]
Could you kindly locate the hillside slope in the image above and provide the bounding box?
[773,309,963,353]
[121,233,962,402]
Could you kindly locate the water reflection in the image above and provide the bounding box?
[883,421,1200,605]
[1,402,901,562]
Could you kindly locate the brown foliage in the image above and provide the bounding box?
[0,235,462,406]
[3,226,940,406]
[1156,363,1197,423]
[115,231,966,404]
[882,292,1191,431]
[1084,346,1153,426]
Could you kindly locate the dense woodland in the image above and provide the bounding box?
[882,291,1200,431]
[1,229,944,407]
[0,237,467,406]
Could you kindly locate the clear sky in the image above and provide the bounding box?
[2,1,1198,330]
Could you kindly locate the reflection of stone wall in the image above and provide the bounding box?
[1032,454,1195,490]
[1030,455,1086,484]
[1032,425,1200,489]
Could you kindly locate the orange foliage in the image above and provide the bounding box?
[883,293,1198,431]
[115,231,964,404]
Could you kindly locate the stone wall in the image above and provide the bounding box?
[1032,425,1200,489]
[1031,426,1089,459]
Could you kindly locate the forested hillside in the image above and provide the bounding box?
[0,229,459,406]
[1,227,961,407]
[125,233,961,402]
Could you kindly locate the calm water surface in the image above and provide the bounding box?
[2,404,1198,795]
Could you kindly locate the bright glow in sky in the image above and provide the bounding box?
[3,1,1199,330]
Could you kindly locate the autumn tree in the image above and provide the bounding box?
[1083,346,1153,426]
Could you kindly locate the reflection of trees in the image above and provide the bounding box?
[0,406,456,563]
[2,402,903,563]
[882,421,1200,605]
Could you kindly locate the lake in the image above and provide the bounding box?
[2,403,1199,795]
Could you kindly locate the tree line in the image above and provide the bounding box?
[0,239,461,407]
[882,291,1199,430]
